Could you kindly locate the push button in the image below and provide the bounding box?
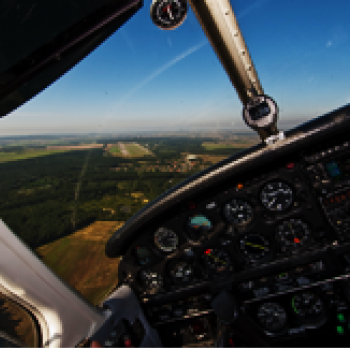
[337,313,346,322]
[336,325,345,335]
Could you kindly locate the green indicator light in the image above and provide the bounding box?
[337,313,346,322]
[337,326,345,334]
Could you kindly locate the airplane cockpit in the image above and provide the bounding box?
[105,104,350,347]
[1,0,350,347]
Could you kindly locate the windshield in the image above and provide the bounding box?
[0,0,349,308]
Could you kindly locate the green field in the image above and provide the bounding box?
[0,149,70,163]
[202,142,239,150]
[109,146,121,154]
[124,143,149,156]
[37,221,122,305]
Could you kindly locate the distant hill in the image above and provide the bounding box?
[37,221,123,305]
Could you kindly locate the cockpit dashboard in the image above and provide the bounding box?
[106,104,350,347]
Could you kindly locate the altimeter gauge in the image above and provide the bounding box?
[150,0,188,30]
[261,181,293,212]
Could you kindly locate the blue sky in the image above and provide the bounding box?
[2,0,350,135]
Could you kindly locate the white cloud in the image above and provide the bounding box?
[326,40,332,47]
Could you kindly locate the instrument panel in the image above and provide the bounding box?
[120,158,331,297]
[111,106,350,347]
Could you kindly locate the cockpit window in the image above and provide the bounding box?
[1,0,350,307]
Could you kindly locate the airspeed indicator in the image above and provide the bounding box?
[154,227,178,253]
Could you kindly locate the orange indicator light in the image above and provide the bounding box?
[237,183,244,189]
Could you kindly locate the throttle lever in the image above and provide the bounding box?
[211,290,272,347]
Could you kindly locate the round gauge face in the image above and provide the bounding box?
[154,227,178,253]
[261,181,293,211]
[169,261,194,285]
[150,0,188,30]
[186,214,213,241]
[202,248,232,275]
[238,234,271,263]
[223,199,254,225]
[139,270,163,292]
[257,302,287,332]
[276,219,310,251]
[292,292,324,320]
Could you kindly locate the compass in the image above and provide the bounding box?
[150,0,188,30]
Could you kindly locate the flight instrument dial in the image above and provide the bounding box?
[186,214,213,242]
[150,0,188,30]
[239,234,272,263]
[257,302,287,332]
[202,248,232,275]
[276,219,310,251]
[223,199,253,225]
[261,181,293,211]
[154,227,178,253]
[292,292,324,320]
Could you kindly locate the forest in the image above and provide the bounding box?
[0,136,251,249]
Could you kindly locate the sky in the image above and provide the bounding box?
[2,0,350,135]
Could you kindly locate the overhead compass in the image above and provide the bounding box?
[150,0,188,30]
